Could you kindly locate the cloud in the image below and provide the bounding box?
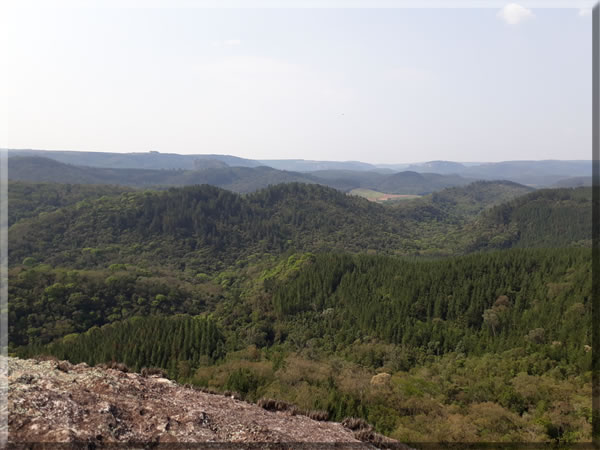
[578,8,592,17]
[497,3,534,25]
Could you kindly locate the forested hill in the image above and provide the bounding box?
[8,180,593,443]
[388,180,535,228]
[309,169,472,194]
[8,183,591,270]
[426,180,535,217]
[12,247,592,376]
[8,156,320,193]
[7,149,260,169]
[8,183,411,270]
[374,171,470,194]
[8,181,132,227]
[9,156,474,195]
[464,187,591,251]
[7,179,534,230]
[267,249,591,361]
[13,248,592,442]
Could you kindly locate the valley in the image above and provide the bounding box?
[5,161,593,444]
[4,5,593,446]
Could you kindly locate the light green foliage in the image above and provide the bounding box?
[7,180,593,443]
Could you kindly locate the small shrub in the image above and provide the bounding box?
[342,417,371,431]
[224,368,260,397]
[257,398,292,412]
[223,390,242,400]
[353,429,395,448]
[141,367,168,378]
[307,410,329,421]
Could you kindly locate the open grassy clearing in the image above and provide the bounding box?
[349,188,421,203]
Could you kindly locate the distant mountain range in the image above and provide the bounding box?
[404,160,591,186]
[258,159,385,172]
[6,149,260,169]
[6,149,592,188]
[7,156,316,193]
[8,156,473,195]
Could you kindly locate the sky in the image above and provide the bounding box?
[0,3,594,164]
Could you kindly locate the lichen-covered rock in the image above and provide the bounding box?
[4,356,408,447]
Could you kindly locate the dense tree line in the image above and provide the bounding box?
[16,248,591,372]
[468,187,592,250]
[13,248,592,443]
[268,249,591,368]
[18,315,224,378]
[8,264,221,347]
[8,183,414,271]
[392,186,592,256]
[8,181,131,226]
[8,183,591,272]
[427,180,534,218]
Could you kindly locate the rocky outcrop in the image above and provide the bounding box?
[5,357,405,447]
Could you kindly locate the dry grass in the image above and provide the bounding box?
[306,410,329,421]
[257,397,293,412]
[341,417,370,431]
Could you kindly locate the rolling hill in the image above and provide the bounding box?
[8,181,590,272]
[7,149,590,188]
[374,171,472,195]
[8,156,475,195]
[7,149,260,169]
[427,180,536,217]
[7,179,592,444]
[464,187,592,251]
[7,183,412,270]
[552,176,592,188]
[391,160,592,187]
[7,156,320,193]
[8,181,132,227]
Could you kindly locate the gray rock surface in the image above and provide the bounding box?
[4,356,404,447]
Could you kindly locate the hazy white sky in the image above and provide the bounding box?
[0,3,593,164]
